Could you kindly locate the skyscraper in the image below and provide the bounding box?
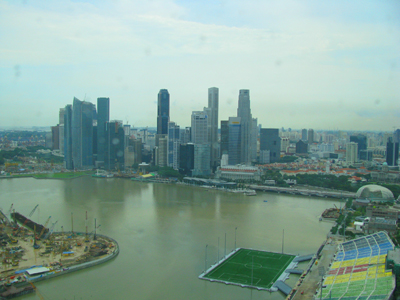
[191,111,208,145]
[157,89,170,135]
[64,105,73,170]
[251,118,258,161]
[59,108,65,154]
[228,117,241,165]
[220,120,229,158]
[237,89,252,165]
[346,142,358,164]
[71,97,94,170]
[386,138,399,166]
[350,134,367,156]
[301,129,307,141]
[168,122,180,170]
[105,120,125,171]
[208,87,219,169]
[97,97,110,166]
[179,143,194,176]
[260,128,280,163]
[308,129,314,144]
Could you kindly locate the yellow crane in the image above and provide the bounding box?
[29,282,46,300]
[37,216,51,240]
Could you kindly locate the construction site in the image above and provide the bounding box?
[0,204,119,299]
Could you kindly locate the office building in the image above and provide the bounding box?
[191,111,209,145]
[97,97,110,166]
[59,108,65,154]
[64,105,73,169]
[71,97,95,170]
[228,117,241,165]
[346,142,358,164]
[359,149,373,161]
[208,87,219,169]
[157,89,170,135]
[237,89,252,164]
[308,129,314,144]
[192,144,211,176]
[179,143,194,175]
[168,122,180,170]
[220,120,229,158]
[51,125,59,150]
[105,120,125,171]
[350,134,367,156]
[259,150,270,164]
[394,129,400,144]
[251,118,258,161]
[180,127,191,144]
[301,129,307,141]
[260,128,281,163]
[125,138,142,168]
[155,134,168,167]
[386,138,399,166]
[296,140,308,154]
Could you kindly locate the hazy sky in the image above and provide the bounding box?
[1,0,399,130]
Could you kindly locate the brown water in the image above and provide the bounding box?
[0,177,340,300]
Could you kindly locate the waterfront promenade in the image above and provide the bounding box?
[249,185,356,199]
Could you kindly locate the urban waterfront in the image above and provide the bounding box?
[0,177,340,300]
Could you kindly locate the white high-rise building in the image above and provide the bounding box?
[346,142,358,164]
[191,111,209,145]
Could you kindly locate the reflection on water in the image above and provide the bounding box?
[0,177,338,300]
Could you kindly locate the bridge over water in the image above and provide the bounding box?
[249,185,356,199]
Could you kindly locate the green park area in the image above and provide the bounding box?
[202,248,296,290]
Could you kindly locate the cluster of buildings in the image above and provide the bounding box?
[44,89,400,181]
[49,88,282,178]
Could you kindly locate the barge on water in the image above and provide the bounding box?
[11,212,48,236]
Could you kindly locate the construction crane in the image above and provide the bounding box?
[29,282,46,300]
[29,205,39,218]
[43,220,58,240]
[37,216,51,240]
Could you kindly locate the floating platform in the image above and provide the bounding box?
[199,248,298,291]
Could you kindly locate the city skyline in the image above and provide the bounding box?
[0,0,399,130]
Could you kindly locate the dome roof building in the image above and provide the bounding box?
[356,185,394,201]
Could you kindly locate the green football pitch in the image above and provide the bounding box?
[202,248,296,290]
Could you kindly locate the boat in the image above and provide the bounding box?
[244,190,256,196]
[0,284,34,299]
[92,170,114,178]
[263,200,268,202]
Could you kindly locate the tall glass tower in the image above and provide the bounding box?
[208,87,219,169]
[97,97,110,165]
[237,89,252,165]
[157,89,170,135]
[64,105,73,170]
[71,97,94,170]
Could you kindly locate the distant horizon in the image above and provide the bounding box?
[1,1,399,130]
[0,125,396,134]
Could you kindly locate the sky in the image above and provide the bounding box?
[0,0,399,131]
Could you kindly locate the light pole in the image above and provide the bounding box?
[224,232,226,257]
[235,227,237,250]
[205,244,208,272]
[218,237,220,262]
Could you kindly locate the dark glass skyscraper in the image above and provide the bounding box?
[208,87,219,168]
[97,97,110,165]
[260,128,281,163]
[64,104,73,170]
[105,120,125,171]
[220,120,229,158]
[228,117,241,165]
[350,134,367,156]
[386,138,399,166]
[157,89,170,135]
[72,97,95,169]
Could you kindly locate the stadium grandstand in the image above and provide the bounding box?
[318,232,395,300]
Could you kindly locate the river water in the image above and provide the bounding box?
[0,177,340,300]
